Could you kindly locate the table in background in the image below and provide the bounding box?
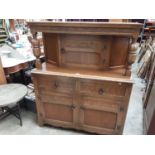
[0,84,27,126]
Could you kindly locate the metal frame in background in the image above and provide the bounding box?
[0,101,22,126]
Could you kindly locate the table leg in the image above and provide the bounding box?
[17,102,22,126]
[0,103,23,126]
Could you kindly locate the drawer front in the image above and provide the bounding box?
[80,79,128,98]
[37,74,75,94]
[39,92,73,106]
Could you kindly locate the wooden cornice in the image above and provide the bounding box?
[27,21,143,38]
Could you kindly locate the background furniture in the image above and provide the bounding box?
[0,84,27,126]
[144,80,155,134]
[0,27,8,45]
[143,38,155,134]
[0,57,6,84]
[0,19,8,45]
[28,21,142,134]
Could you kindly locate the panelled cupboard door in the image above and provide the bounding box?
[35,74,77,128]
[60,34,112,69]
[78,96,124,134]
[39,94,75,128]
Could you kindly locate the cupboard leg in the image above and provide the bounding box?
[37,116,44,126]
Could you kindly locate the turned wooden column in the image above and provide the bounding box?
[28,31,42,70]
[31,39,42,69]
[125,37,139,76]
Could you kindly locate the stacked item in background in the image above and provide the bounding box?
[25,83,35,101]
[133,36,155,134]
[24,83,36,113]
[136,37,155,80]
[0,27,8,46]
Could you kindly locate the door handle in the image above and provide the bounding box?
[54,81,59,88]
[61,48,65,54]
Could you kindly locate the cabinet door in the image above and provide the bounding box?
[78,96,125,134]
[60,34,111,70]
[38,93,75,128]
[34,74,77,128]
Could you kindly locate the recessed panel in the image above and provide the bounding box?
[110,37,129,67]
[84,109,117,129]
[44,102,73,122]
[60,34,108,69]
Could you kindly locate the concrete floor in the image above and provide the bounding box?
[0,81,144,135]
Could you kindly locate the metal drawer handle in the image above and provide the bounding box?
[54,81,59,88]
[98,88,104,95]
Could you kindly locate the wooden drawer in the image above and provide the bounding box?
[39,92,73,106]
[36,74,75,94]
[79,79,128,98]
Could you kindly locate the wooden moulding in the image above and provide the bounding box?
[27,21,143,38]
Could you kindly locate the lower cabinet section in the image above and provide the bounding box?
[33,73,132,134]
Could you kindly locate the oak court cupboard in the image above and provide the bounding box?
[28,21,142,134]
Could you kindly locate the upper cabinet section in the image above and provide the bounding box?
[28,22,143,76]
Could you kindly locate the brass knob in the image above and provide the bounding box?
[98,88,104,95]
